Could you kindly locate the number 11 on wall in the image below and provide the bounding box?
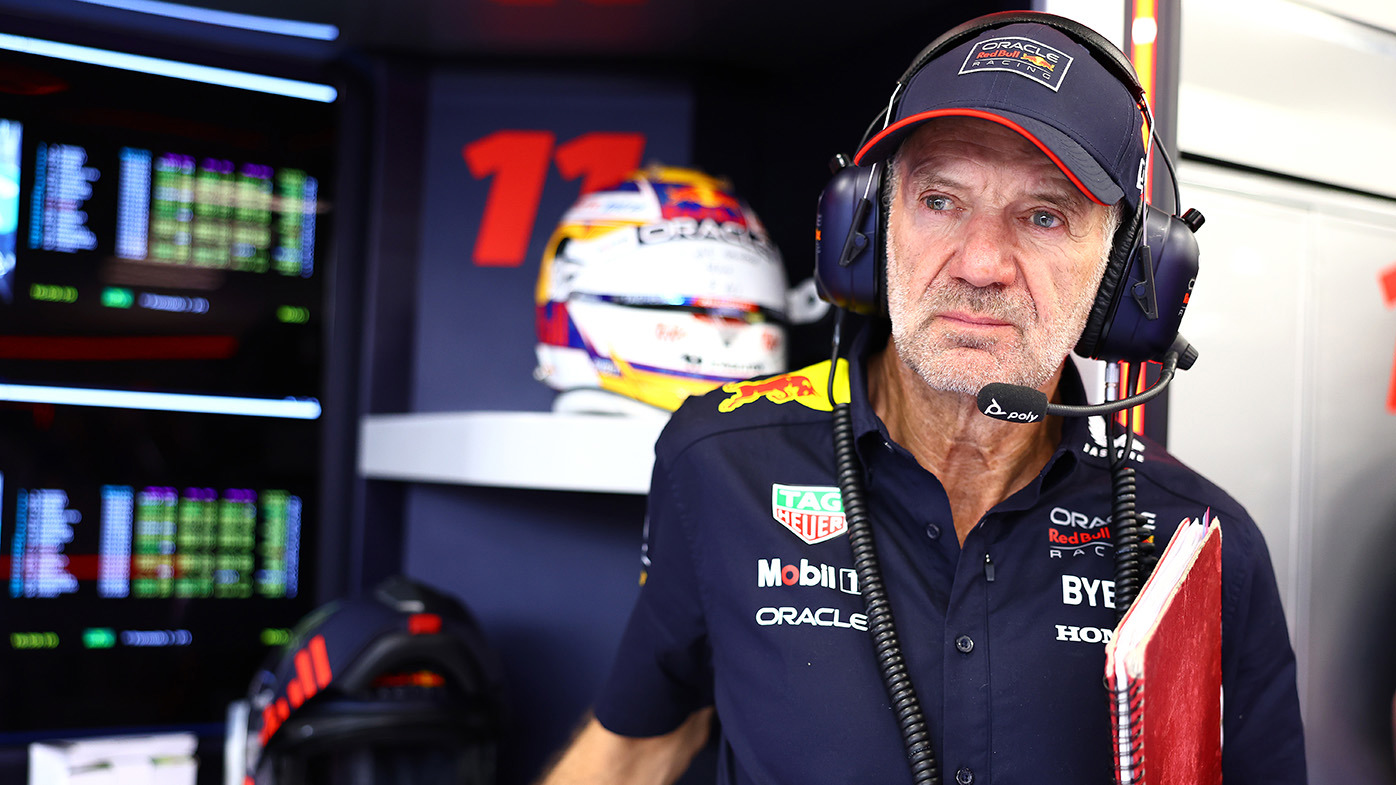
[462,131,646,267]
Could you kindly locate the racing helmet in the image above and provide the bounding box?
[534,166,788,413]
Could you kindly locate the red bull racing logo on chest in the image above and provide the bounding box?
[719,373,817,411]
[771,484,847,545]
[717,359,848,413]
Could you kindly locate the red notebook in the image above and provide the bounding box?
[1104,513,1223,785]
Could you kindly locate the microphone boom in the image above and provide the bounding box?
[977,341,1189,424]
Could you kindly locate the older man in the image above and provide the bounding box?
[540,12,1305,785]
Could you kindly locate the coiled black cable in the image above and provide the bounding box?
[1109,461,1145,623]
[1107,364,1154,623]
[826,312,939,785]
[834,402,939,785]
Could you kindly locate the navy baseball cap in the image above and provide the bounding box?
[854,18,1149,210]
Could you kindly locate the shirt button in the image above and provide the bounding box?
[955,635,974,654]
[925,523,941,540]
[956,767,974,785]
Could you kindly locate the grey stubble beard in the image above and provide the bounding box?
[884,215,1115,397]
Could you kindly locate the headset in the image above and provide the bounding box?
[814,13,1206,785]
[814,11,1204,367]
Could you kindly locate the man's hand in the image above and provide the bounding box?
[536,708,714,785]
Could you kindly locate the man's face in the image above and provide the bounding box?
[885,116,1116,396]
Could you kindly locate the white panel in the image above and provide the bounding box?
[1169,160,1396,784]
[1164,166,1309,641]
[1040,0,1127,52]
[1180,0,1396,199]
[1303,209,1396,784]
[1292,0,1396,35]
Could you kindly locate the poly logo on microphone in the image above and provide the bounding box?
[984,397,1040,423]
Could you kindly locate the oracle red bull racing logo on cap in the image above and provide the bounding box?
[960,36,1073,91]
[771,484,847,545]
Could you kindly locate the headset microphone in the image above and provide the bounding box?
[977,384,1050,423]
[977,336,1197,423]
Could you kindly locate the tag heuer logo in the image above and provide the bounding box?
[771,484,847,545]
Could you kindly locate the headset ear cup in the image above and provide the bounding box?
[1075,207,1140,360]
[815,164,885,316]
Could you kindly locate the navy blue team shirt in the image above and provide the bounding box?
[594,326,1306,784]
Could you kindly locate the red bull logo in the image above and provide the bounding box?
[1048,527,1112,547]
[664,184,739,209]
[718,360,846,413]
[660,183,745,223]
[719,372,819,412]
[1022,54,1054,70]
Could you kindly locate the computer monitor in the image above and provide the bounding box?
[0,33,337,736]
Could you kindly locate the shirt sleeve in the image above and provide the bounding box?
[592,449,714,737]
[1220,515,1308,783]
